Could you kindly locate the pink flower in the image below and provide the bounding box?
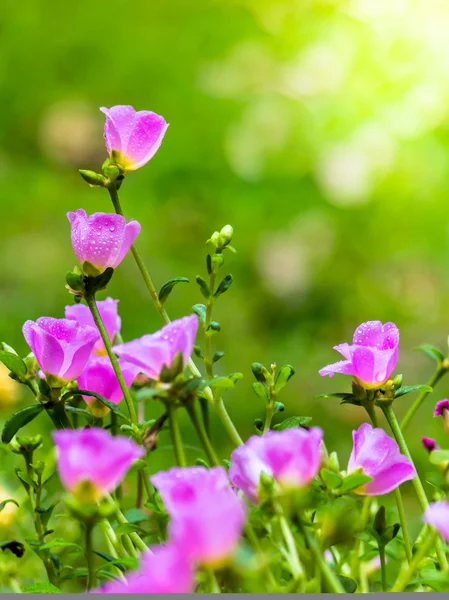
[422,437,439,453]
[65,298,121,355]
[113,315,198,379]
[67,209,140,272]
[53,428,144,500]
[434,399,449,417]
[100,105,168,173]
[151,467,246,566]
[23,317,99,383]
[319,320,399,388]
[348,423,415,496]
[424,501,449,542]
[93,543,194,594]
[77,356,140,405]
[229,428,323,504]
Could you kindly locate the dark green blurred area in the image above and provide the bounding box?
[1,0,449,585]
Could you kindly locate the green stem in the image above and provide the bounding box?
[381,403,448,571]
[244,523,277,591]
[98,520,127,559]
[166,402,187,466]
[279,515,303,581]
[106,182,245,446]
[394,487,413,564]
[401,364,448,431]
[351,497,371,585]
[85,523,95,591]
[378,543,387,592]
[298,521,345,593]
[85,292,138,425]
[185,401,220,466]
[214,397,243,446]
[392,531,437,591]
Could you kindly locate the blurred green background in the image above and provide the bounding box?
[2,0,449,586]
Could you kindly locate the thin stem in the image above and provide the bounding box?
[298,521,345,593]
[394,487,413,564]
[85,523,95,591]
[185,401,220,466]
[85,292,138,424]
[401,364,448,431]
[166,402,187,466]
[98,520,127,559]
[392,531,437,591]
[263,402,275,434]
[381,403,448,571]
[244,523,277,591]
[351,497,371,585]
[214,397,243,446]
[378,544,387,592]
[279,515,303,581]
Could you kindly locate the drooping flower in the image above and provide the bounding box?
[151,466,246,566]
[23,317,99,383]
[422,437,439,454]
[229,428,323,504]
[77,356,140,417]
[65,298,121,355]
[434,400,449,434]
[53,428,144,501]
[67,209,140,272]
[319,320,399,388]
[92,543,194,594]
[100,105,168,173]
[424,501,449,542]
[113,315,198,379]
[347,423,415,496]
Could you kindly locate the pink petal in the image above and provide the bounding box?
[111,219,141,268]
[319,359,354,378]
[125,111,168,169]
[100,106,137,153]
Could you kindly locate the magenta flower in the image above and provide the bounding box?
[348,423,415,496]
[67,209,140,272]
[424,501,449,542]
[93,543,194,594]
[229,428,323,504]
[23,317,99,383]
[77,356,140,412]
[113,315,199,379]
[53,428,144,501]
[100,105,168,173]
[319,320,399,388]
[65,298,121,355]
[434,399,449,417]
[151,466,246,566]
[422,437,439,453]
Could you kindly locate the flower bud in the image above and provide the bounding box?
[79,169,106,187]
[218,224,234,247]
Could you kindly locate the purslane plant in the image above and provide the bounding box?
[2,105,449,593]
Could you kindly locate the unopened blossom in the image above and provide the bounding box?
[93,543,194,594]
[348,423,415,496]
[422,437,439,454]
[151,466,246,566]
[113,315,198,379]
[77,356,140,417]
[229,428,323,504]
[424,501,449,542]
[67,209,140,272]
[434,400,449,434]
[319,320,399,388]
[100,105,168,173]
[65,298,121,355]
[23,317,99,383]
[53,428,144,501]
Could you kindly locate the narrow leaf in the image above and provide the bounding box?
[394,385,433,398]
[63,390,130,422]
[2,404,45,443]
[415,344,445,363]
[0,499,19,513]
[339,473,373,494]
[0,350,27,377]
[273,416,312,431]
[214,274,233,297]
[22,582,60,593]
[158,277,189,305]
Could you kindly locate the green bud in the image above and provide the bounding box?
[274,401,285,413]
[66,271,85,293]
[328,451,340,473]
[206,231,221,248]
[391,374,403,389]
[196,276,211,299]
[11,435,43,455]
[34,461,45,476]
[207,321,221,333]
[259,471,275,497]
[218,224,234,247]
[79,170,106,187]
[211,253,224,273]
[252,381,268,401]
[373,505,386,537]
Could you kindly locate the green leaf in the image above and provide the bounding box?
[192,303,207,325]
[0,350,27,377]
[39,538,83,552]
[316,392,353,399]
[0,499,19,512]
[274,364,295,393]
[338,576,357,593]
[2,404,45,443]
[35,503,58,528]
[273,416,312,431]
[22,582,60,593]
[214,274,233,297]
[196,276,210,299]
[416,344,445,363]
[339,472,373,494]
[158,277,189,305]
[320,468,343,490]
[394,384,433,398]
[203,377,235,391]
[429,450,449,465]
[0,540,25,558]
[65,406,94,424]
[15,469,38,491]
[123,507,149,524]
[114,523,146,537]
[252,381,268,401]
[213,351,225,363]
[63,390,131,422]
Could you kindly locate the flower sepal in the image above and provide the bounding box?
[65,488,117,524]
[372,505,400,547]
